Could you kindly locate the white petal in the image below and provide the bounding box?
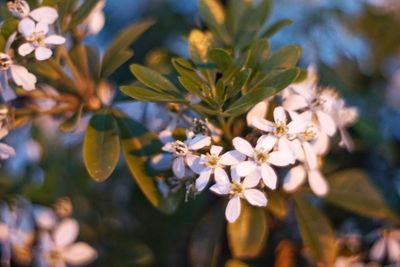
[283,165,306,192]
[267,150,294,167]
[316,110,337,136]
[230,166,241,182]
[44,35,66,45]
[232,137,254,157]
[18,18,35,37]
[236,161,258,177]
[369,238,386,261]
[308,170,328,197]
[186,154,202,174]
[210,145,223,156]
[35,22,49,34]
[242,170,261,188]
[313,131,330,156]
[283,94,309,111]
[219,150,246,165]
[214,167,229,184]
[287,118,309,135]
[256,135,276,152]
[225,196,241,223]
[302,142,318,169]
[247,101,268,127]
[53,218,79,248]
[387,238,400,262]
[10,65,37,90]
[338,128,354,152]
[33,206,57,230]
[62,242,97,265]
[278,137,296,162]
[187,134,211,150]
[261,164,277,190]
[172,157,185,178]
[273,106,287,124]
[252,117,274,132]
[18,43,35,57]
[87,12,105,34]
[35,47,53,61]
[195,168,212,191]
[210,182,230,195]
[29,7,59,24]
[244,189,267,207]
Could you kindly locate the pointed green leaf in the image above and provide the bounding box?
[69,0,100,29]
[266,190,288,219]
[294,194,337,266]
[101,50,134,79]
[254,68,300,90]
[199,0,231,44]
[209,48,233,70]
[227,202,268,259]
[83,109,120,182]
[261,19,293,38]
[224,86,276,117]
[325,169,400,223]
[113,109,182,214]
[261,45,302,72]
[130,64,179,93]
[120,85,187,103]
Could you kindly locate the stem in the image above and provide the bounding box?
[218,116,233,142]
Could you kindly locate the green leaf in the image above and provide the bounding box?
[101,50,134,79]
[199,0,231,44]
[324,169,400,222]
[102,19,155,73]
[261,45,302,72]
[254,68,300,90]
[227,202,268,259]
[244,39,270,69]
[226,0,251,37]
[83,109,120,182]
[225,69,252,98]
[0,35,5,52]
[60,104,84,132]
[120,85,187,103]
[224,86,276,117]
[1,18,19,40]
[294,194,337,265]
[129,64,180,94]
[188,30,214,63]
[266,190,287,219]
[69,0,99,29]
[113,109,182,214]
[172,58,203,86]
[209,48,233,70]
[261,19,293,38]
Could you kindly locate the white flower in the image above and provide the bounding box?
[37,218,97,267]
[246,99,269,127]
[233,135,293,190]
[162,134,211,179]
[193,145,245,191]
[283,164,329,197]
[0,52,37,90]
[8,0,59,25]
[282,66,337,137]
[81,0,106,35]
[18,19,65,61]
[210,167,267,223]
[252,106,309,158]
[369,229,400,263]
[331,99,358,151]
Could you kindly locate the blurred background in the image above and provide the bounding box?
[1,0,400,266]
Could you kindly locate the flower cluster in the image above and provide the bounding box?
[162,66,358,223]
[0,197,97,267]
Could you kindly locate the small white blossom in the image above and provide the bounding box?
[193,145,245,191]
[210,167,267,223]
[369,229,400,263]
[18,19,65,61]
[8,1,59,25]
[233,135,294,190]
[36,218,97,267]
[162,134,211,179]
[0,52,36,90]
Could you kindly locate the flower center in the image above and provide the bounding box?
[299,125,318,141]
[48,249,63,265]
[255,150,269,164]
[273,122,288,137]
[27,31,46,46]
[230,182,243,196]
[171,141,189,156]
[204,154,219,168]
[0,54,12,71]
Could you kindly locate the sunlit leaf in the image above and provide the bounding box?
[199,0,231,44]
[294,194,337,265]
[120,85,187,103]
[266,190,287,219]
[225,259,250,267]
[325,169,400,223]
[83,109,120,182]
[209,48,233,70]
[227,201,268,259]
[261,45,302,72]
